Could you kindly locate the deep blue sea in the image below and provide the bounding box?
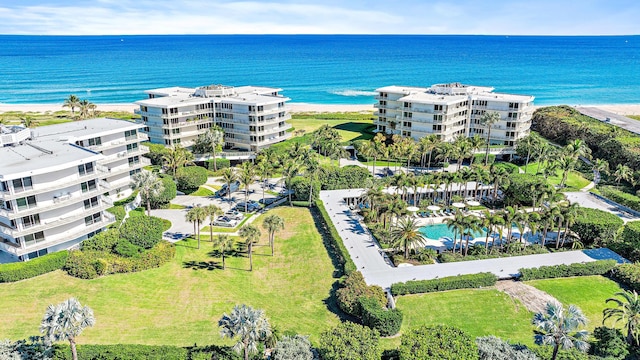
[0,35,638,105]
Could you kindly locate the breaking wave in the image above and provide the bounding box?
[330,89,377,97]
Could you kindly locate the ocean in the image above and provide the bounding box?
[0,35,638,105]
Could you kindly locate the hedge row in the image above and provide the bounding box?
[358,296,403,336]
[52,344,241,360]
[113,190,139,206]
[0,251,68,283]
[390,273,497,296]
[518,260,618,281]
[65,241,176,279]
[205,158,231,171]
[599,186,640,212]
[611,263,640,292]
[314,199,356,275]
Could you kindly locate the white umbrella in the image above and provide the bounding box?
[452,202,466,208]
[406,206,419,212]
[466,200,481,207]
[427,205,441,211]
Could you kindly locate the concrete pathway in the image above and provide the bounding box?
[574,106,640,135]
[565,192,640,223]
[580,181,596,192]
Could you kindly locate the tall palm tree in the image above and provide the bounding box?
[78,99,94,120]
[482,211,505,253]
[390,217,427,259]
[131,171,164,216]
[372,132,387,176]
[205,126,225,171]
[40,298,95,360]
[558,155,577,188]
[592,158,609,183]
[162,145,193,176]
[564,139,592,161]
[614,164,633,185]
[480,111,501,165]
[463,215,483,256]
[215,234,235,270]
[490,165,509,200]
[239,224,261,271]
[360,184,385,222]
[281,159,303,206]
[444,211,466,253]
[501,206,517,247]
[255,159,272,205]
[20,115,38,128]
[453,136,472,171]
[603,290,640,346]
[63,94,81,117]
[513,209,529,248]
[420,134,440,170]
[221,167,239,203]
[186,205,207,249]
[468,135,485,159]
[219,304,271,360]
[262,214,285,256]
[560,203,580,248]
[533,301,589,360]
[238,162,256,213]
[205,204,222,242]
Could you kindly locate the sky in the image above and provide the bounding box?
[0,0,638,35]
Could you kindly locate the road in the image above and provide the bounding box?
[574,106,640,134]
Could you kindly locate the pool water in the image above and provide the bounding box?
[419,223,487,240]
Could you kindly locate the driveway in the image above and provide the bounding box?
[565,192,640,223]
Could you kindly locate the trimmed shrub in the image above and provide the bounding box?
[492,162,520,174]
[113,239,142,258]
[503,173,546,206]
[476,336,538,360]
[205,158,230,171]
[318,322,382,360]
[336,271,386,316]
[0,251,68,283]
[399,324,479,360]
[599,186,640,212]
[314,199,356,275]
[64,250,102,279]
[611,263,640,292]
[518,260,617,281]
[390,273,497,296]
[81,229,120,252]
[149,176,177,208]
[174,166,208,192]
[119,215,164,249]
[318,165,372,191]
[610,220,640,261]
[358,296,403,336]
[52,344,188,360]
[106,205,126,224]
[570,208,624,246]
[591,326,628,360]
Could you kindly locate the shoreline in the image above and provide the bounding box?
[1,103,639,115]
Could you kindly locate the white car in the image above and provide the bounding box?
[224,210,244,220]
[213,216,238,227]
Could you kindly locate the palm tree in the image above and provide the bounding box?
[78,99,94,120]
[592,158,610,178]
[131,171,164,216]
[219,304,271,360]
[221,167,239,203]
[483,211,505,253]
[162,145,193,176]
[533,301,589,360]
[262,214,285,256]
[614,164,633,185]
[480,111,501,165]
[390,217,427,259]
[564,139,592,161]
[281,159,303,206]
[603,290,640,346]
[444,211,466,253]
[186,205,207,249]
[419,134,440,170]
[63,95,81,117]
[560,203,580,248]
[256,159,272,205]
[490,165,509,200]
[558,155,577,188]
[463,215,483,256]
[20,115,38,128]
[360,184,385,221]
[205,204,222,242]
[517,134,539,173]
[205,126,225,171]
[513,209,529,248]
[40,298,95,360]
[239,224,261,271]
[453,136,472,171]
[501,206,517,247]
[215,234,235,270]
[238,162,256,213]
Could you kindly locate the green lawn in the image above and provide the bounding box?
[0,207,340,346]
[520,162,591,191]
[200,214,254,233]
[527,275,623,330]
[287,112,374,143]
[186,186,216,197]
[392,289,534,348]
[628,115,640,121]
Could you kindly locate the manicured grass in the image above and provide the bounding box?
[527,275,623,330]
[359,159,404,167]
[205,184,221,190]
[0,207,340,346]
[520,162,591,191]
[392,289,534,348]
[168,203,186,210]
[287,112,374,143]
[186,186,215,197]
[200,214,254,233]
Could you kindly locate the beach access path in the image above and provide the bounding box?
[320,189,625,289]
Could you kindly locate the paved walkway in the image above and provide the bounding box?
[565,192,640,223]
[320,189,626,289]
[575,106,640,135]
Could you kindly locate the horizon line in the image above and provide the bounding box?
[1,33,638,37]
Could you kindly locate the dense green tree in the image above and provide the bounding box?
[399,324,479,360]
[318,322,381,360]
[592,326,629,359]
[40,298,95,360]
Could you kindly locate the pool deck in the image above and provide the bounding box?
[320,189,626,289]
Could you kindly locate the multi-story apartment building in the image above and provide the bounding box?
[0,119,148,262]
[374,83,534,146]
[135,85,292,151]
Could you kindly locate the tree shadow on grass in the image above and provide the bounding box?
[182,260,223,271]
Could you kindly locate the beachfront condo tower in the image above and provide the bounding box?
[0,119,148,262]
[374,83,534,146]
[135,85,292,152]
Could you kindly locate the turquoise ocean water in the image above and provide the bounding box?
[0,35,638,105]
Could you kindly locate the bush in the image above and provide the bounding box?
[570,208,624,246]
[474,153,495,165]
[64,250,102,279]
[399,324,479,360]
[390,273,497,296]
[106,205,126,224]
[503,173,546,206]
[144,143,169,166]
[119,215,165,249]
[52,344,188,360]
[610,220,640,261]
[358,296,403,336]
[336,271,386,316]
[476,336,538,360]
[318,322,382,360]
[271,335,313,360]
[174,166,208,192]
[611,263,640,292]
[492,162,520,174]
[591,326,629,360]
[518,260,617,281]
[599,186,640,212]
[289,177,320,202]
[318,165,372,191]
[81,229,120,252]
[0,251,68,283]
[149,176,177,208]
[113,239,142,258]
[113,190,139,206]
[529,346,597,360]
[205,158,230,171]
[314,199,356,275]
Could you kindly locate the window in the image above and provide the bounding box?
[433,115,443,122]
[508,112,518,119]
[432,125,442,131]
[16,196,37,210]
[85,213,101,226]
[1,181,8,192]
[434,105,443,111]
[379,100,386,106]
[128,156,140,167]
[402,121,412,127]
[172,139,181,144]
[129,169,141,176]
[126,143,138,153]
[78,163,94,176]
[12,177,33,192]
[81,180,97,193]
[402,131,412,137]
[84,197,99,209]
[509,102,519,109]
[171,128,180,134]
[403,112,412,118]
[403,102,411,108]
[23,231,45,246]
[22,214,40,228]
[124,129,137,139]
[87,137,102,146]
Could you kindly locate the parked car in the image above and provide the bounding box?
[213,216,238,227]
[258,197,278,205]
[224,209,244,220]
[234,200,261,212]
[216,181,241,197]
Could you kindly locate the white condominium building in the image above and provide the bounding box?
[135,85,292,151]
[374,83,534,146]
[0,119,148,262]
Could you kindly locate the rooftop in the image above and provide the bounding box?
[399,92,468,104]
[32,118,143,141]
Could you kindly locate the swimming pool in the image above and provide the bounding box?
[419,223,487,240]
